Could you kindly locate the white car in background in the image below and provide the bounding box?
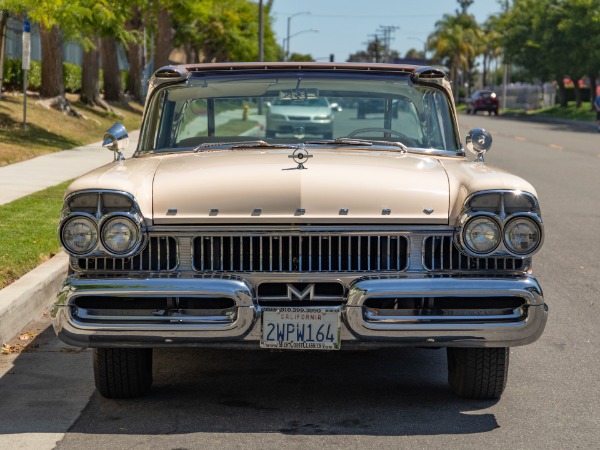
[266,97,335,139]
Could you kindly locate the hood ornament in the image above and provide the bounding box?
[284,146,313,170]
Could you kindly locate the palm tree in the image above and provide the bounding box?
[428,13,483,102]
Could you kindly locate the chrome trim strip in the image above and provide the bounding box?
[147,225,455,233]
[363,307,525,323]
[346,275,544,308]
[75,309,235,325]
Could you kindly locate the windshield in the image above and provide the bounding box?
[139,72,460,154]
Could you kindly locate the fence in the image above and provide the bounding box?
[490,83,556,110]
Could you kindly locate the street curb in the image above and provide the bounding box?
[0,252,68,344]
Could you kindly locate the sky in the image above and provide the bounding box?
[268,0,504,62]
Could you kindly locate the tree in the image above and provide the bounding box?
[154,3,172,69]
[101,36,125,102]
[168,0,280,63]
[81,34,101,105]
[347,38,384,63]
[125,5,144,101]
[287,53,313,62]
[39,24,63,97]
[481,15,503,87]
[428,13,483,102]
[500,0,576,107]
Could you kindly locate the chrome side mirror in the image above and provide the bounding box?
[102,122,129,161]
[466,128,492,162]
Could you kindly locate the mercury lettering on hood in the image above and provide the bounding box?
[151,149,450,225]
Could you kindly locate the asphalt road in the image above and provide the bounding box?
[1,113,598,449]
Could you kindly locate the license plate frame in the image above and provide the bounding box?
[260,306,341,350]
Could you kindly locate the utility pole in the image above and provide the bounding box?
[501,0,509,112]
[366,34,382,63]
[377,25,399,63]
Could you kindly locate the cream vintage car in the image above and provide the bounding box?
[51,62,547,400]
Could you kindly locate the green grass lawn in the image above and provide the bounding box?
[0,93,143,166]
[0,181,70,289]
[525,102,595,122]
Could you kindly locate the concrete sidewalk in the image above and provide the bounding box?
[0,130,139,206]
[0,130,140,344]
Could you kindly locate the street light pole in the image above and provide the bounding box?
[285,29,319,60]
[286,11,310,61]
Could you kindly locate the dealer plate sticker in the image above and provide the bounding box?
[261,307,341,350]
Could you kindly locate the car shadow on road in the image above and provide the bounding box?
[66,346,500,437]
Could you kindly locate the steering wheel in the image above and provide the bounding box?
[346,127,416,146]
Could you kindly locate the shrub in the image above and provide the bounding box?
[63,62,82,93]
[2,58,81,93]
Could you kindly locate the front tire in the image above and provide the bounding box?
[93,348,153,398]
[447,347,509,399]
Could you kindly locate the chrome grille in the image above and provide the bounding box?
[423,236,527,272]
[193,234,409,272]
[76,236,178,272]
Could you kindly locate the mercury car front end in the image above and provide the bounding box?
[51,62,547,400]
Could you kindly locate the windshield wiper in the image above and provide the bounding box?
[305,138,408,152]
[194,140,298,152]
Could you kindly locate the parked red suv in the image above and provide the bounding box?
[466,90,499,115]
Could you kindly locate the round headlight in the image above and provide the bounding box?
[504,217,541,255]
[61,216,98,255]
[101,216,139,255]
[463,217,500,254]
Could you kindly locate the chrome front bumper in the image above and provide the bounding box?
[51,274,547,349]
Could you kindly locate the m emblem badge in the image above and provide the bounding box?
[286,283,315,301]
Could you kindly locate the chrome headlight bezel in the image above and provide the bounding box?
[459,214,502,256]
[59,190,147,258]
[503,215,543,256]
[59,213,99,256]
[455,190,544,258]
[98,212,145,257]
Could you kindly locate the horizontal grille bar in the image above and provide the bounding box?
[423,236,527,272]
[193,235,409,273]
[76,236,178,272]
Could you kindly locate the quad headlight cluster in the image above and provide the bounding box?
[59,191,145,257]
[457,191,543,258]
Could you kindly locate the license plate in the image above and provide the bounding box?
[261,307,341,350]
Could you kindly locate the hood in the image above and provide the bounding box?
[152,149,450,224]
